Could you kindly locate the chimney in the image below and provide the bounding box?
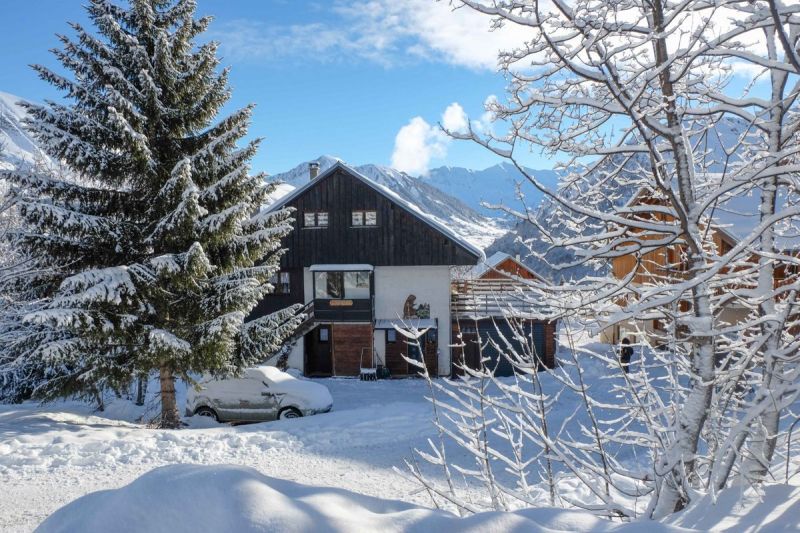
[309,161,320,180]
[515,254,521,262]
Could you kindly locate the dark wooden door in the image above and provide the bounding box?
[305,326,332,376]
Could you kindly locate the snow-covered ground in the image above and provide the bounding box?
[0,378,440,531]
[36,463,684,533]
[2,346,799,531]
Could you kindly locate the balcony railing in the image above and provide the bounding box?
[451,279,542,319]
[313,296,373,322]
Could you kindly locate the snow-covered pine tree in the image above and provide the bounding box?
[0,0,299,427]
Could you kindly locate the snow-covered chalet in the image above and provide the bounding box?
[252,162,557,377]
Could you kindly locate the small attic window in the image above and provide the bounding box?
[352,210,377,227]
[304,212,328,228]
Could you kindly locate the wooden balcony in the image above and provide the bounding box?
[451,279,542,319]
[313,297,373,322]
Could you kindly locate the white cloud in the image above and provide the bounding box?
[391,99,498,175]
[212,0,530,71]
[441,102,469,133]
[391,117,447,176]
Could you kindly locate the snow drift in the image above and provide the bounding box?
[37,464,688,533]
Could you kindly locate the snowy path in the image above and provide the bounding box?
[0,379,440,532]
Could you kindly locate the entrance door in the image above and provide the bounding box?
[305,325,332,376]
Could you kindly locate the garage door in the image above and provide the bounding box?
[474,321,545,377]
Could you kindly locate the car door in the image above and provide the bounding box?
[208,378,248,421]
[235,378,280,422]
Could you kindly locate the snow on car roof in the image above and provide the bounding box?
[244,366,292,382]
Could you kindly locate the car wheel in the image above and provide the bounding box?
[278,407,302,420]
[195,406,219,422]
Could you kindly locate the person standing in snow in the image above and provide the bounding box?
[620,338,633,374]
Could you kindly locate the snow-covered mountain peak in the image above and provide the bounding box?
[0,91,46,171]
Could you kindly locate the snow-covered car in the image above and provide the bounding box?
[185,366,333,423]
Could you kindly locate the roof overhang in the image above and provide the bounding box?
[310,264,374,272]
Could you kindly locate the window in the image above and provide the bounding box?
[279,272,290,294]
[314,271,371,299]
[319,327,329,342]
[351,210,377,227]
[344,271,370,299]
[386,329,397,343]
[304,212,328,228]
[315,272,344,299]
[270,272,291,294]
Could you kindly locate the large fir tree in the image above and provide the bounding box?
[0,0,299,426]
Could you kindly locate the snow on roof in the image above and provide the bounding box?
[266,162,483,261]
[309,264,374,272]
[470,251,539,280]
[471,251,512,278]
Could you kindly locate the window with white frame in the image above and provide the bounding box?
[314,270,371,300]
[270,272,291,294]
[304,212,328,228]
[352,210,377,227]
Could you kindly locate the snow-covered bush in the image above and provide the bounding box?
[409,0,800,519]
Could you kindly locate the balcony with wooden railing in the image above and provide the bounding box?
[451,279,543,319]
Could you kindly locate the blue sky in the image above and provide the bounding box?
[0,0,553,175]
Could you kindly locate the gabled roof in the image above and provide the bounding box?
[267,161,484,261]
[471,251,541,280]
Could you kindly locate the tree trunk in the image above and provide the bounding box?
[135,375,147,406]
[648,0,716,516]
[159,366,181,429]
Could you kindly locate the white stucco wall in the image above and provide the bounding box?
[286,337,304,371]
[373,330,386,367]
[373,266,453,375]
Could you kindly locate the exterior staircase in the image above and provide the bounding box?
[265,301,316,369]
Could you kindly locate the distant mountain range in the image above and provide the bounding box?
[423,163,558,219]
[0,92,46,171]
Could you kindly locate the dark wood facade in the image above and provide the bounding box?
[451,319,557,376]
[277,166,478,269]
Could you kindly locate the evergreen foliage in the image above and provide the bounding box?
[0,0,300,427]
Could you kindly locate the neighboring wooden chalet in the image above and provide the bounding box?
[604,187,796,344]
[252,162,481,377]
[451,252,558,376]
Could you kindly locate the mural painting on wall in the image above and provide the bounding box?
[403,295,430,319]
